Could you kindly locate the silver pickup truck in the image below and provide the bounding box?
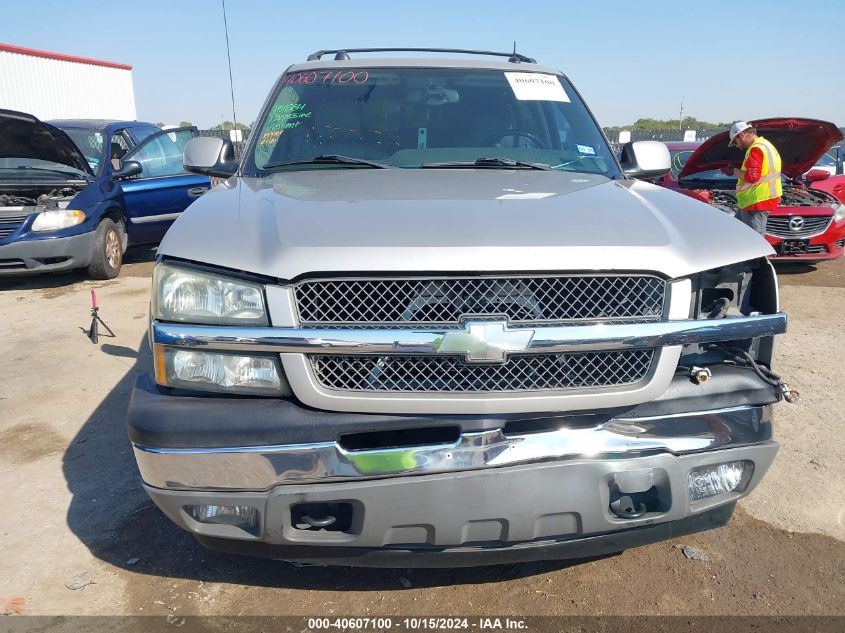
[128,48,791,567]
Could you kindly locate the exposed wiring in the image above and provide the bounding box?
[704,297,731,319]
[705,343,800,403]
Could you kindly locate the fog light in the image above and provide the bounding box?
[688,461,750,501]
[186,504,259,532]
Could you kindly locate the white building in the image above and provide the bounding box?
[0,42,136,121]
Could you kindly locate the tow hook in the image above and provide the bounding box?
[610,495,647,519]
[608,477,653,520]
[779,382,801,404]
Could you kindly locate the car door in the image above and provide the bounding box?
[118,127,210,243]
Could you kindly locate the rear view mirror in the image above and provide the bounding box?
[183,137,238,178]
[112,160,142,179]
[406,86,460,106]
[805,168,830,183]
[619,141,671,179]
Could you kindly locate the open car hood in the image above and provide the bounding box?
[678,118,843,180]
[0,109,93,176]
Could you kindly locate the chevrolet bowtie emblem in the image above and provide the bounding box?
[436,320,535,363]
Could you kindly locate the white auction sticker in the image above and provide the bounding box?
[505,72,570,102]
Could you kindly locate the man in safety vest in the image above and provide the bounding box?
[721,121,782,236]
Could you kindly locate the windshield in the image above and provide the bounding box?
[670,148,735,182]
[816,152,836,167]
[58,126,107,174]
[0,156,90,178]
[244,67,618,176]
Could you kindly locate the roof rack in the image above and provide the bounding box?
[306,48,537,64]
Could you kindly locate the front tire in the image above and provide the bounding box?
[88,218,123,279]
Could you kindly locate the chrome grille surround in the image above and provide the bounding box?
[294,274,667,327]
[310,350,655,393]
[766,215,832,239]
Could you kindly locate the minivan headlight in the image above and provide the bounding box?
[31,209,86,232]
[153,263,268,325]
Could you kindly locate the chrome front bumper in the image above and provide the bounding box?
[150,312,787,414]
[152,313,787,356]
[135,404,772,491]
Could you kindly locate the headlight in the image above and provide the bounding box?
[155,347,290,396]
[834,203,845,222]
[31,209,86,232]
[153,263,268,325]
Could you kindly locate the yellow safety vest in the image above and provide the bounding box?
[736,136,782,209]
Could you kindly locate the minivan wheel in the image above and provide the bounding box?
[88,218,123,279]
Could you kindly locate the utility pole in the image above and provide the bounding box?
[679,97,684,132]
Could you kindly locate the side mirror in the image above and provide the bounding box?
[805,168,830,183]
[183,137,238,178]
[619,141,671,179]
[112,160,142,179]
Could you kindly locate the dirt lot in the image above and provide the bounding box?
[0,251,843,620]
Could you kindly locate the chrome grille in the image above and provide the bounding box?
[766,215,831,238]
[295,275,666,327]
[805,245,827,254]
[835,239,845,250]
[310,350,655,393]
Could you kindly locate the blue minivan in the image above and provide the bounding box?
[0,110,210,278]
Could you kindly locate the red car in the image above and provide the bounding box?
[660,118,845,262]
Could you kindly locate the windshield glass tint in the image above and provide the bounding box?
[246,68,617,176]
[60,127,106,174]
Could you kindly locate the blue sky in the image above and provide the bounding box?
[2,0,843,128]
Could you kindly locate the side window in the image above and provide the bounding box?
[124,129,196,179]
[129,126,160,144]
[110,131,131,170]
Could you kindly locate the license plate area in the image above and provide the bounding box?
[779,239,810,255]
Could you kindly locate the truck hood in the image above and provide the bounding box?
[678,118,843,180]
[0,109,93,176]
[159,169,774,280]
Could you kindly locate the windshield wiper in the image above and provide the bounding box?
[6,166,90,180]
[262,155,391,170]
[422,157,551,170]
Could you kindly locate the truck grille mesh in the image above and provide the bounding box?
[295,275,666,327]
[766,216,831,238]
[310,350,655,393]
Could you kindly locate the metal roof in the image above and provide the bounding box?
[0,42,132,70]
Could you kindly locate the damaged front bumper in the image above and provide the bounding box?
[132,391,777,565]
[132,302,787,565]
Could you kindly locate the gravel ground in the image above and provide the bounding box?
[0,251,842,619]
